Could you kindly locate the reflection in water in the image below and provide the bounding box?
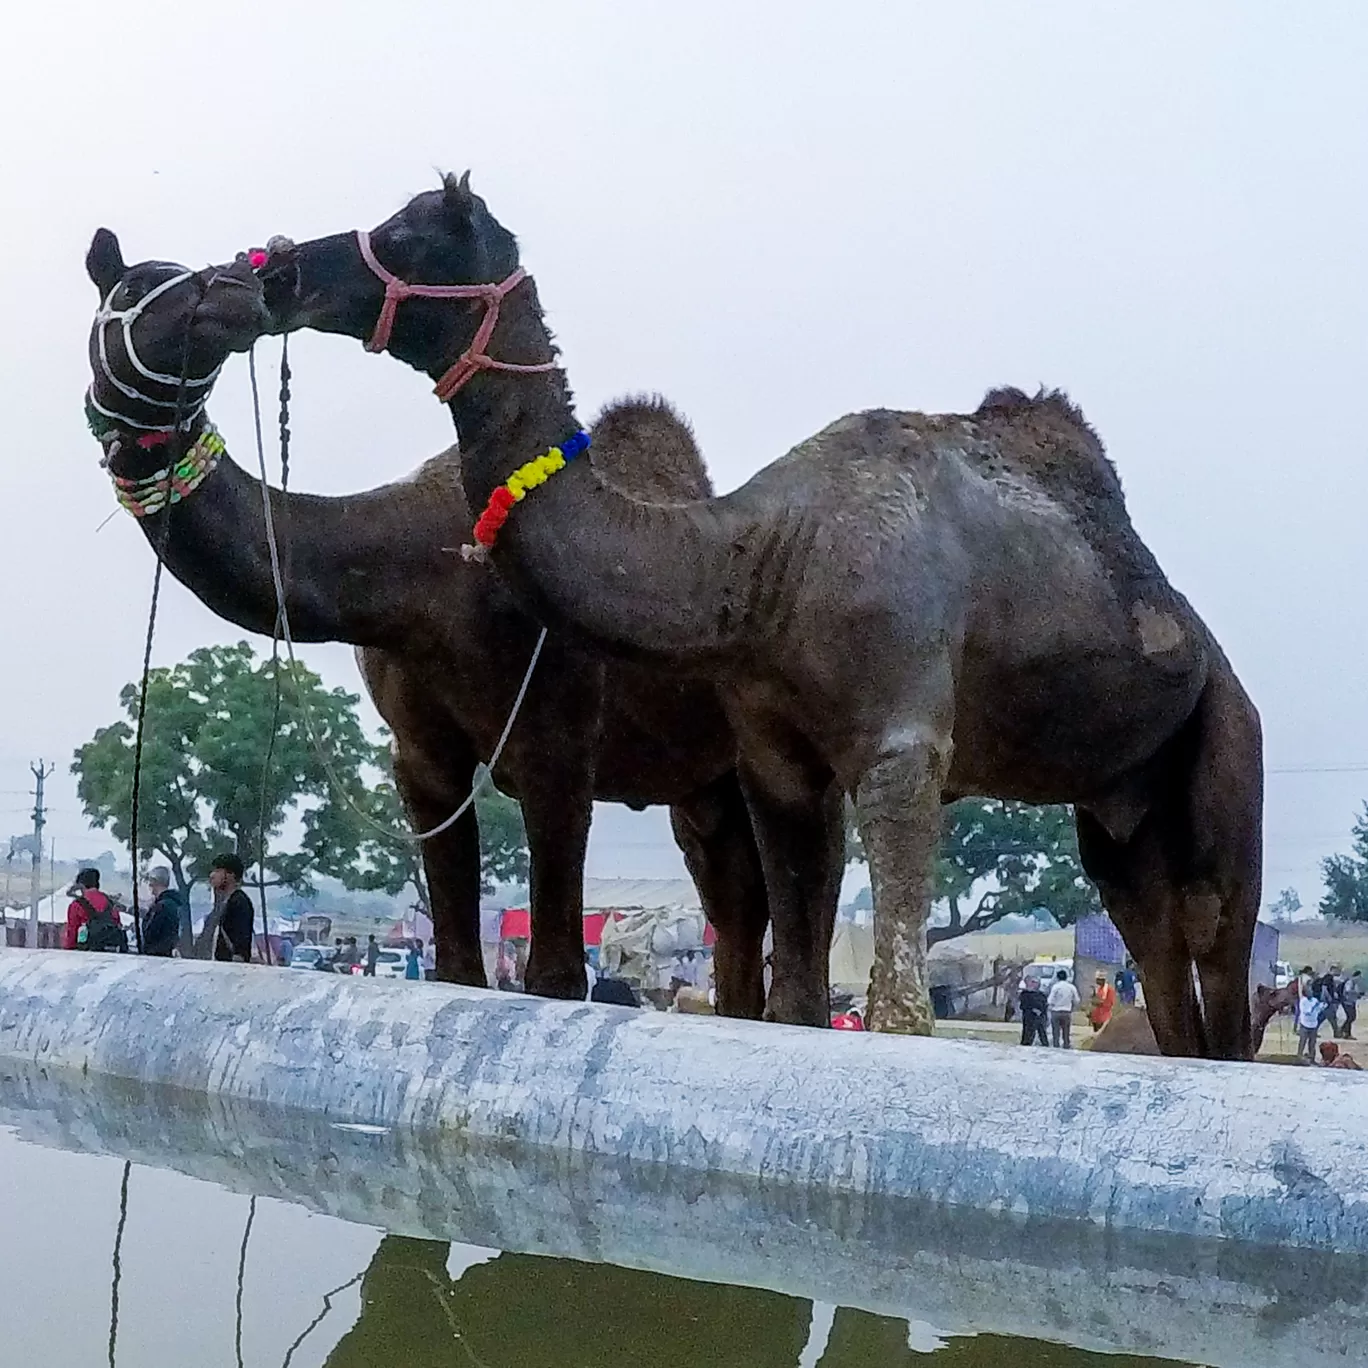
[4,1066,1360,1368]
[108,1161,130,1368]
[318,1234,1197,1368]
[236,1196,257,1368]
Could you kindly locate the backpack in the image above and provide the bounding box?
[75,895,128,953]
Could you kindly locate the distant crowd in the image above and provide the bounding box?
[1293,964,1362,1067]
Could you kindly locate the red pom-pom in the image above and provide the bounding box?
[248,249,269,270]
[489,486,517,513]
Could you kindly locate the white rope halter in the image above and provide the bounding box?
[89,270,221,432]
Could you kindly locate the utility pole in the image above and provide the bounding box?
[28,762,52,949]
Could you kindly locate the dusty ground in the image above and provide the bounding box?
[937,1009,1320,1064]
[951,924,1368,973]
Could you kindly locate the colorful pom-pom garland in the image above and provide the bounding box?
[464,429,591,560]
[108,425,226,518]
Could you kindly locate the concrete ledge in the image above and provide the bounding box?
[2,1064,1364,1368]
[1,950,1366,1253]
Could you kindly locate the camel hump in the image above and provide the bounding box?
[1088,1004,1161,1055]
[975,384,1098,438]
[976,385,1035,414]
[590,395,714,501]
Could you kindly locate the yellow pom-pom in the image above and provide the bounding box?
[544,449,566,473]
[506,472,525,497]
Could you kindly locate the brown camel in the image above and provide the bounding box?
[253,176,1263,1057]
[1091,982,1296,1057]
[83,231,770,1014]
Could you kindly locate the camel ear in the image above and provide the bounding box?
[87,228,126,296]
[441,170,476,224]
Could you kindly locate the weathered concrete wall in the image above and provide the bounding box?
[1,949,1366,1254]
[2,1063,1364,1368]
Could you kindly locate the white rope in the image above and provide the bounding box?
[91,270,222,432]
[246,343,544,844]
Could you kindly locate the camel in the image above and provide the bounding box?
[83,231,770,1015]
[252,176,1263,1057]
[1090,982,1296,1057]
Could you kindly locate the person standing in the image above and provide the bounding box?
[1114,961,1138,1007]
[364,934,380,977]
[1341,970,1363,1040]
[1047,969,1080,1049]
[1317,967,1343,1038]
[405,941,422,981]
[1018,976,1049,1046]
[142,867,184,958]
[1088,972,1117,1033]
[208,854,255,963]
[1296,982,1325,1064]
[64,867,126,952]
[421,939,437,981]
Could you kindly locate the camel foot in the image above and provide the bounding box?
[525,966,589,1002]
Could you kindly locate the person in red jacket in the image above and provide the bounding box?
[64,867,113,949]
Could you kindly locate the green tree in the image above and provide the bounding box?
[1267,887,1302,924]
[73,642,374,898]
[1321,807,1368,922]
[930,799,1100,945]
[846,798,1102,945]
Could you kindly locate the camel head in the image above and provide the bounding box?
[256,172,523,366]
[85,229,269,438]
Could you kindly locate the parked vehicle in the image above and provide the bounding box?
[288,945,325,971]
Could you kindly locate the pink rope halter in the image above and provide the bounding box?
[354,230,556,401]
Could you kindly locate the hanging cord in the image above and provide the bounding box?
[128,281,206,952]
[107,1160,131,1368]
[234,1195,256,1368]
[246,340,546,845]
[249,339,291,966]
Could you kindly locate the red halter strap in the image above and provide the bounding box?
[354,230,556,401]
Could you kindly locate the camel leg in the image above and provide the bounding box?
[736,740,843,1028]
[671,771,768,1019]
[518,782,593,1002]
[1076,810,1206,1056]
[393,743,486,987]
[1076,665,1262,1061]
[858,727,951,1036]
[1185,663,1263,1060]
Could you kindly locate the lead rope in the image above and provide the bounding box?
[128,280,206,953]
[246,339,546,845]
[249,338,292,966]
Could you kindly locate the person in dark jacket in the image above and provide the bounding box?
[1018,976,1049,1046]
[208,853,255,962]
[142,866,183,957]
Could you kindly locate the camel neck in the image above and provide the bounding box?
[378,281,743,666]
[104,420,452,648]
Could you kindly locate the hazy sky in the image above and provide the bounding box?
[1,1,1364,911]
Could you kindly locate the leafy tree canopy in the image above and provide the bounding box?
[847,797,1102,945]
[1321,806,1368,923]
[73,642,529,903]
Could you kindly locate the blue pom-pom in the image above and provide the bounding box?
[562,429,591,460]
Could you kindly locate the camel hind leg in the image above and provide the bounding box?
[1184,658,1263,1059]
[393,738,486,987]
[671,770,768,1019]
[1077,659,1262,1060]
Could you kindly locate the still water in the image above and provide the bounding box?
[0,1066,1360,1368]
